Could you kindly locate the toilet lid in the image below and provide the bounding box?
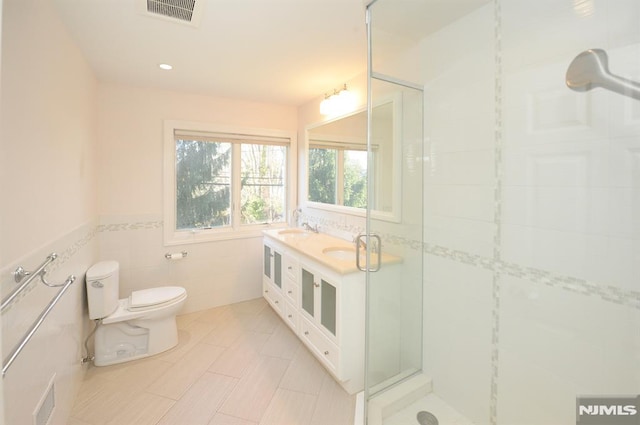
[86,260,119,280]
[128,286,186,310]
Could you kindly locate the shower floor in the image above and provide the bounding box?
[383,393,474,425]
[364,374,474,425]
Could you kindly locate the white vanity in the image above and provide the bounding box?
[262,228,401,395]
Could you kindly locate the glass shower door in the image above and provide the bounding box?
[363,2,425,423]
[365,76,424,396]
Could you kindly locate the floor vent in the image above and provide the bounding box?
[34,375,55,425]
[143,0,203,27]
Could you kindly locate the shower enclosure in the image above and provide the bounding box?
[364,1,640,424]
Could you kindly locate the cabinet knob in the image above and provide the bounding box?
[264,290,269,293]
[314,283,320,288]
[324,351,329,356]
[287,290,292,294]
[304,331,309,335]
[288,314,292,318]
[275,300,279,304]
[288,266,292,270]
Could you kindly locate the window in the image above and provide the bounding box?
[164,121,294,244]
[176,139,231,230]
[240,144,287,224]
[307,143,368,209]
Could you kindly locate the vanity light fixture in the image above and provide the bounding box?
[159,63,173,70]
[320,84,357,116]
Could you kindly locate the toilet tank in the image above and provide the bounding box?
[86,261,120,320]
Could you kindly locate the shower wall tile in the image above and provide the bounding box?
[425,150,496,185]
[418,5,494,88]
[501,142,610,189]
[501,225,595,281]
[607,137,640,188]
[422,255,493,425]
[498,274,640,424]
[497,350,579,425]
[502,61,610,146]
[501,0,611,72]
[501,186,606,233]
[605,0,640,47]
[424,216,496,259]
[424,86,495,154]
[425,186,495,223]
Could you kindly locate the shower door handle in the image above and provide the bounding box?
[355,233,382,272]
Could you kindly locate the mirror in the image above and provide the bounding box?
[305,98,399,221]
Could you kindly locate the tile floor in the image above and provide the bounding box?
[68,298,356,425]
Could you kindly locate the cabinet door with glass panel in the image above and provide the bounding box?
[263,241,283,290]
[300,262,338,341]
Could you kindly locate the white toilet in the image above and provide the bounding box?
[86,261,187,366]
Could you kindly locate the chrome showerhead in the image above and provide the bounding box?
[566,48,640,100]
[566,48,610,92]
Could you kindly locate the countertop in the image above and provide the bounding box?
[263,228,402,274]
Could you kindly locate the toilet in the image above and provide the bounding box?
[85,261,187,366]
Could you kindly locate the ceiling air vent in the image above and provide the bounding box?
[140,0,204,27]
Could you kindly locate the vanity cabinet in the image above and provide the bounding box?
[263,238,301,330]
[263,241,285,316]
[262,234,367,394]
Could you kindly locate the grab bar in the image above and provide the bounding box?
[1,253,58,312]
[2,274,76,378]
[566,48,640,101]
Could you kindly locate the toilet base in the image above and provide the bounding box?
[93,316,179,366]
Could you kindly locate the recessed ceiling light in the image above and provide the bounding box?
[159,63,173,70]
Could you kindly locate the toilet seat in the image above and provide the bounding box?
[100,286,187,325]
[129,286,186,311]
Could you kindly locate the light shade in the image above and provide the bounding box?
[320,85,356,116]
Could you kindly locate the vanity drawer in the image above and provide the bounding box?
[283,254,299,280]
[283,301,298,332]
[283,277,298,305]
[300,317,340,375]
[263,282,284,316]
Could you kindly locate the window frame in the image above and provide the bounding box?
[163,120,296,246]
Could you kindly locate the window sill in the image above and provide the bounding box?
[164,224,289,246]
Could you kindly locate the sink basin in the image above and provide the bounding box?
[322,246,360,261]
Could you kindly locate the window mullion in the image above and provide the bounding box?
[337,150,345,206]
[231,143,242,229]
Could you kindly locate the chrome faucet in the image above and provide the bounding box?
[291,207,301,227]
[302,222,319,233]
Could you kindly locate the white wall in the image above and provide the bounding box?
[96,84,298,313]
[0,0,99,424]
[1,0,98,264]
